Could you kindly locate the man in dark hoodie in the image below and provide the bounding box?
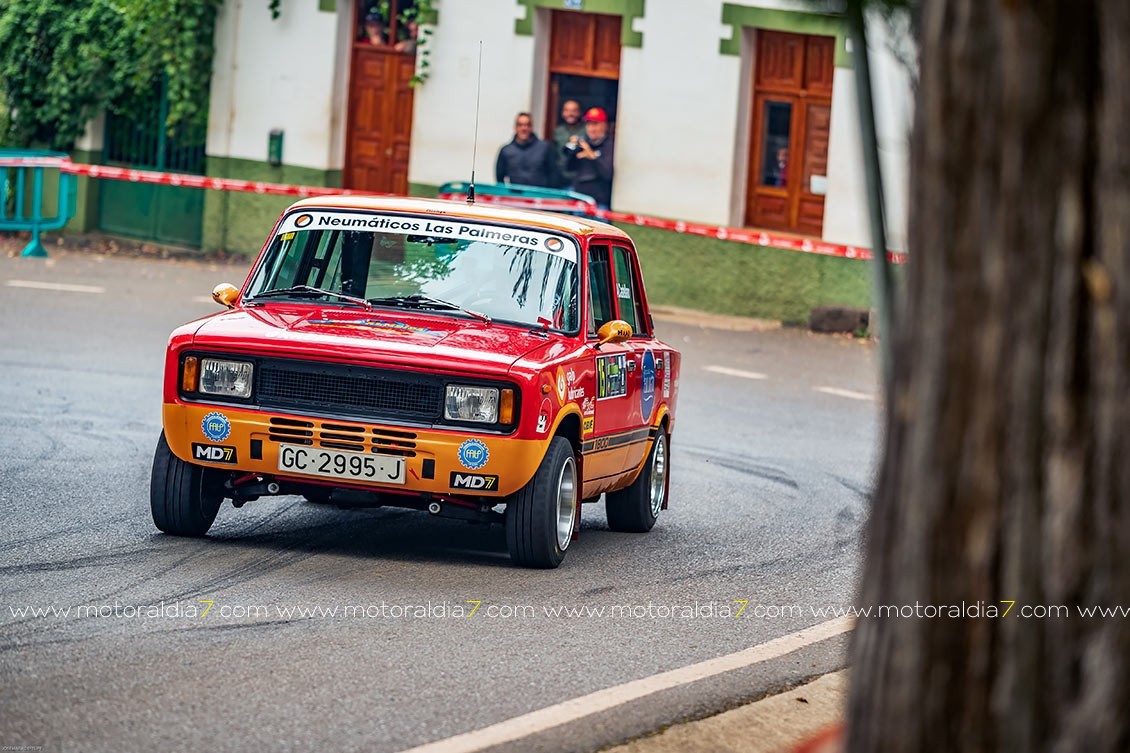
[495,112,559,188]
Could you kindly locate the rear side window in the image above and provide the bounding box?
[612,245,647,336]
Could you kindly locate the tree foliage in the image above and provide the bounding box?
[0,0,221,150]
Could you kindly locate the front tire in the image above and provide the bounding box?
[150,432,225,536]
[505,437,578,568]
[606,430,667,533]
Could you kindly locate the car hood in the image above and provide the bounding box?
[190,304,555,377]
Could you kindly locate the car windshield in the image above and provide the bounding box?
[245,210,581,332]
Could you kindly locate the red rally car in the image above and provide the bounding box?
[151,195,680,568]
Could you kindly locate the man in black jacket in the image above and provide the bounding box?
[564,107,614,210]
[495,113,558,188]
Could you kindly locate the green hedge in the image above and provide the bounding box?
[622,223,871,324]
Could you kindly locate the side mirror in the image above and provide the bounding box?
[596,320,633,347]
[212,283,240,309]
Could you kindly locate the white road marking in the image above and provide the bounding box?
[394,617,853,753]
[704,365,768,380]
[815,386,875,402]
[6,279,106,294]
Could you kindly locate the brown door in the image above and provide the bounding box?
[345,46,415,194]
[746,30,834,235]
[544,11,621,137]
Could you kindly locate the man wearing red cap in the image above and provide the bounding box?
[563,106,614,210]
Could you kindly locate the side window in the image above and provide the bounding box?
[612,245,647,336]
[588,245,615,336]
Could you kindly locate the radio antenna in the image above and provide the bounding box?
[468,40,483,204]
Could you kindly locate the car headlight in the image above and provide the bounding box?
[199,358,254,398]
[445,385,499,423]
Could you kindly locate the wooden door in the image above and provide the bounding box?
[746,31,834,235]
[549,11,621,78]
[544,11,621,136]
[346,46,416,194]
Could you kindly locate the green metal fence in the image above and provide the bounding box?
[98,80,207,247]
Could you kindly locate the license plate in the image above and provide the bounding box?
[277,443,406,484]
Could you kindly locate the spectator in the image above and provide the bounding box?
[362,13,387,46]
[553,99,584,188]
[565,107,614,210]
[769,147,788,187]
[395,19,419,53]
[495,112,559,188]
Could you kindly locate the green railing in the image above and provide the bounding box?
[0,150,77,257]
[98,79,207,247]
[103,80,206,174]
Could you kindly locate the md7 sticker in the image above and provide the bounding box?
[450,472,499,491]
[192,444,237,463]
[596,354,627,399]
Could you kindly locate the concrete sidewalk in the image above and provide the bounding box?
[605,672,846,753]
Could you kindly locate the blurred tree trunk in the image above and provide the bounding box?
[848,1,1130,751]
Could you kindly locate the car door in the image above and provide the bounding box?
[583,242,633,490]
[608,242,659,473]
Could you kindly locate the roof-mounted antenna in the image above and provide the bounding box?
[467,40,483,205]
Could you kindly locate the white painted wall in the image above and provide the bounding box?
[207,0,342,170]
[409,0,914,247]
[822,68,869,248]
[407,0,537,187]
[821,14,914,251]
[611,4,739,224]
[204,0,914,248]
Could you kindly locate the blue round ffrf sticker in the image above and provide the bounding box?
[640,350,656,421]
[458,439,490,470]
[201,412,232,442]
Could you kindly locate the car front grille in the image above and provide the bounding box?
[257,359,443,424]
[267,417,419,456]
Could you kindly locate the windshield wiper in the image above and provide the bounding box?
[368,294,492,324]
[248,285,372,309]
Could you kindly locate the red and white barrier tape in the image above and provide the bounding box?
[61,162,388,199]
[0,157,905,263]
[595,208,908,264]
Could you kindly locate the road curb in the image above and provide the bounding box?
[651,304,782,332]
[601,670,847,753]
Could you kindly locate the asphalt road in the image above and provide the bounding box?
[0,248,879,753]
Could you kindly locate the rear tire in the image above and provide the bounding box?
[505,437,577,568]
[150,432,225,537]
[606,430,667,533]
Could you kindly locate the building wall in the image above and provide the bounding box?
[202,0,348,254]
[612,2,740,226]
[407,0,913,250]
[407,0,537,189]
[207,0,345,170]
[80,0,911,256]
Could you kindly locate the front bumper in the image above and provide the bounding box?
[163,403,548,498]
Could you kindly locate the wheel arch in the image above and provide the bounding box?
[553,410,584,458]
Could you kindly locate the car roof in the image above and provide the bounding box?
[286,194,633,241]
